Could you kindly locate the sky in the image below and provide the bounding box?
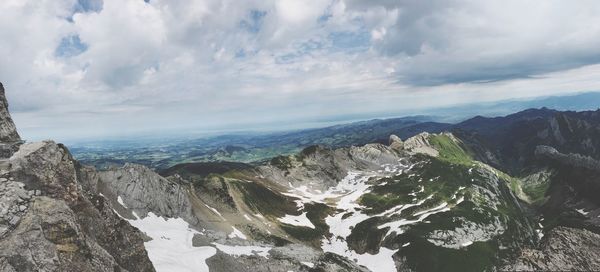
[2,0,600,142]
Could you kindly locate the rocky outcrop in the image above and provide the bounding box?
[505,227,600,271]
[0,83,21,158]
[97,163,198,225]
[0,83,154,272]
[401,132,439,157]
[0,83,20,143]
[0,141,155,272]
[388,134,404,151]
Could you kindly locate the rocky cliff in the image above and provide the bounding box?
[0,83,20,143]
[0,83,21,158]
[0,83,154,272]
[96,163,198,225]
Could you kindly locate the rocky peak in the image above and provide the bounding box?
[388,134,404,151]
[401,132,440,157]
[0,83,20,144]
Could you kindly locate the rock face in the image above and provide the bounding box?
[0,84,155,272]
[0,83,21,158]
[401,132,439,157]
[0,83,20,143]
[0,141,155,272]
[536,145,600,171]
[506,227,600,271]
[97,163,198,225]
[388,134,404,151]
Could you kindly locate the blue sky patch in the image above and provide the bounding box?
[55,35,88,58]
[240,10,267,34]
[329,31,371,51]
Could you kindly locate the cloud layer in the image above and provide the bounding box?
[2,0,600,141]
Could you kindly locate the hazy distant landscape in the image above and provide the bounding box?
[71,91,600,170]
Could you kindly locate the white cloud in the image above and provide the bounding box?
[73,0,166,87]
[1,0,600,142]
[355,0,600,85]
[276,0,322,24]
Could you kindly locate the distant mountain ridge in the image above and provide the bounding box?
[425,91,600,122]
[452,107,600,174]
[71,103,600,172]
[71,116,451,169]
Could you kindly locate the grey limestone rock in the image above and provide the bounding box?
[98,163,198,225]
[0,140,155,272]
[505,227,600,271]
[0,83,154,272]
[402,132,439,157]
[389,134,404,151]
[0,83,20,143]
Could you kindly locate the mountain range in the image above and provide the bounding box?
[1,82,600,271]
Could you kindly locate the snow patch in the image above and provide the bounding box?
[204,204,225,220]
[536,229,545,239]
[127,213,216,272]
[301,262,315,268]
[321,237,398,272]
[117,196,126,207]
[321,171,400,272]
[576,208,589,215]
[212,243,270,258]
[379,202,451,238]
[379,194,434,218]
[461,241,473,247]
[278,212,316,229]
[408,185,425,197]
[282,164,419,272]
[228,227,247,240]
